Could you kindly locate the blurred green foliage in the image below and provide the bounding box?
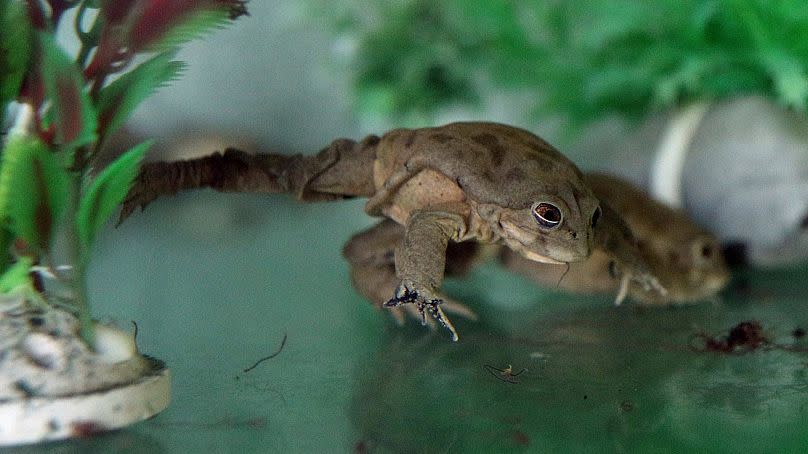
[0,0,246,345]
[318,0,808,129]
[0,0,31,128]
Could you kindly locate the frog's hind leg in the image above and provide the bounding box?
[342,220,478,327]
[120,135,380,222]
[343,220,407,324]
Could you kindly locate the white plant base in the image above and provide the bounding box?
[0,293,171,446]
[0,359,170,445]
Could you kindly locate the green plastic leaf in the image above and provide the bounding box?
[38,32,97,150]
[0,226,12,274]
[0,256,33,293]
[96,51,185,144]
[0,0,32,126]
[0,134,70,252]
[77,140,151,247]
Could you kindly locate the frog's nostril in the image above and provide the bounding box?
[722,241,747,267]
[591,206,602,228]
[692,239,721,267]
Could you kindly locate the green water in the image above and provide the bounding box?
[7,193,808,453]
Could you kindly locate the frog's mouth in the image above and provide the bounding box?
[500,235,566,264]
[519,248,565,265]
[497,219,568,265]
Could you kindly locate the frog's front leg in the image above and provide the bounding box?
[342,219,477,326]
[596,202,666,303]
[384,206,468,341]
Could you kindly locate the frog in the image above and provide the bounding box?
[343,173,728,313]
[500,173,730,304]
[121,122,662,340]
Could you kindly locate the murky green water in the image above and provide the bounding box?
[7,194,808,453]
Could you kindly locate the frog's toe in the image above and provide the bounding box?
[402,304,436,329]
[614,271,668,306]
[614,274,631,306]
[395,299,478,330]
[441,298,479,321]
[634,272,667,296]
[424,301,459,342]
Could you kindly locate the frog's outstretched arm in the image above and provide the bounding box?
[383,207,470,341]
[342,219,477,327]
[119,135,380,223]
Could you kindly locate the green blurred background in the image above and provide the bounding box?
[13,0,808,451]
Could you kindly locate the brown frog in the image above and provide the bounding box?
[122,122,661,340]
[501,173,730,304]
[344,173,728,314]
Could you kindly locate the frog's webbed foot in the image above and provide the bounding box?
[384,280,460,341]
[343,220,477,332]
[391,297,478,329]
[611,263,667,306]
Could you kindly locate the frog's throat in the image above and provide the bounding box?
[518,249,565,265]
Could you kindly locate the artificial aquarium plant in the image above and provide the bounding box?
[321,0,808,128]
[0,0,248,346]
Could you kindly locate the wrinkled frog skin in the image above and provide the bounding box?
[123,122,660,340]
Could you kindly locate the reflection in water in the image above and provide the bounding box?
[663,349,808,450]
[351,293,808,452]
[3,430,165,454]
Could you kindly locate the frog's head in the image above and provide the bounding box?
[629,232,730,304]
[489,189,602,264]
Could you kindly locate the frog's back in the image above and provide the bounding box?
[371,122,586,213]
[585,174,710,249]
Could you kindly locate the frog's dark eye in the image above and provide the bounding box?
[692,238,719,263]
[531,202,562,229]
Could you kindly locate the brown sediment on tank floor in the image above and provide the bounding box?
[690,321,808,354]
[510,430,530,446]
[620,400,634,412]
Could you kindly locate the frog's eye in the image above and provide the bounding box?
[692,238,719,264]
[531,202,562,229]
